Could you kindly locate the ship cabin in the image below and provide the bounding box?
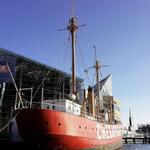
[41,99,81,116]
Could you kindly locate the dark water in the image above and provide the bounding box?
[1,141,150,150]
[123,144,150,150]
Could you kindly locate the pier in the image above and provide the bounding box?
[123,137,150,144]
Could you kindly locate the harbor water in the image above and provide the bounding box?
[123,144,150,150]
[1,141,150,150]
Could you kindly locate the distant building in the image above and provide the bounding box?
[100,74,112,96]
[93,74,121,123]
[137,124,150,137]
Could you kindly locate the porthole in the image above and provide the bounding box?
[58,123,61,126]
[85,126,87,130]
[79,125,81,128]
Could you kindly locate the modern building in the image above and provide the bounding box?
[0,48,83,114]
[93,74,121,123]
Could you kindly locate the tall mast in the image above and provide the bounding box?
[93,46,100,99]
[67,17,78,95]
[95,60,100,99]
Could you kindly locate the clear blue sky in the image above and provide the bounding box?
[0,0,150,127]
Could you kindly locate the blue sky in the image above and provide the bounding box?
[0,0,150,127]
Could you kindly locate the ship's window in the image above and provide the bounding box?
[85,126,87,130]
[58,123,61,126]
[92,128,93,130]
[79,125,81,128]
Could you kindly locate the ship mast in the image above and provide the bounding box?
[95,60,100,99]
[93,46,100,99]
[67,17,78,95]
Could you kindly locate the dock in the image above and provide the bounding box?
[123,137,150,144]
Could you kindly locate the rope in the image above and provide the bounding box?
[0,108,23,133]
[32,70,51,100]
[6,61,24,107]
[53,33,70,99]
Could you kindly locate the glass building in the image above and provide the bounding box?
[0,48,83,113]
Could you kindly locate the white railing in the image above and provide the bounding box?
[15,101,109,123]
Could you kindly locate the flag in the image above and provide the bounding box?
[0,64,8,73]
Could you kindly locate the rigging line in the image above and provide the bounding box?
[53,72,64,99]
[0,107,24,133]
[60,33,70,71]
[0,119,13,133]
[32,70,51,101]
[76,35,91,86]
[6,61,24,108]
[92,73,96,86]
[76,36,87,70]
[53,33,70,96]
[80,27,95,50]
[71,0,76,17]
[54,34,70,98]
[77,30,97,86]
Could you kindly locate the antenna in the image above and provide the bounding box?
[71,0,76,17]
[93,45,97,62]
[58,0,86,32]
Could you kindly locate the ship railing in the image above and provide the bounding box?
[21,101,79,115]
[41,102,81,116]
[80,111,104,122]
[24,102,66,112]
[21,102,89,117]
[41,102,66,112]
[19,102,107,122]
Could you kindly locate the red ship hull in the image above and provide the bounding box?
[15,108,122,150]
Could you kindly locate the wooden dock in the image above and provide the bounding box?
[123,137,150,144]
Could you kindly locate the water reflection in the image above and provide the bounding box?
[123,144,150,150]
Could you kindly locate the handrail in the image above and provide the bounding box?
[15,101,113,124]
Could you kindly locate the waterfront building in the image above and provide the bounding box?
[0,48,83,130]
